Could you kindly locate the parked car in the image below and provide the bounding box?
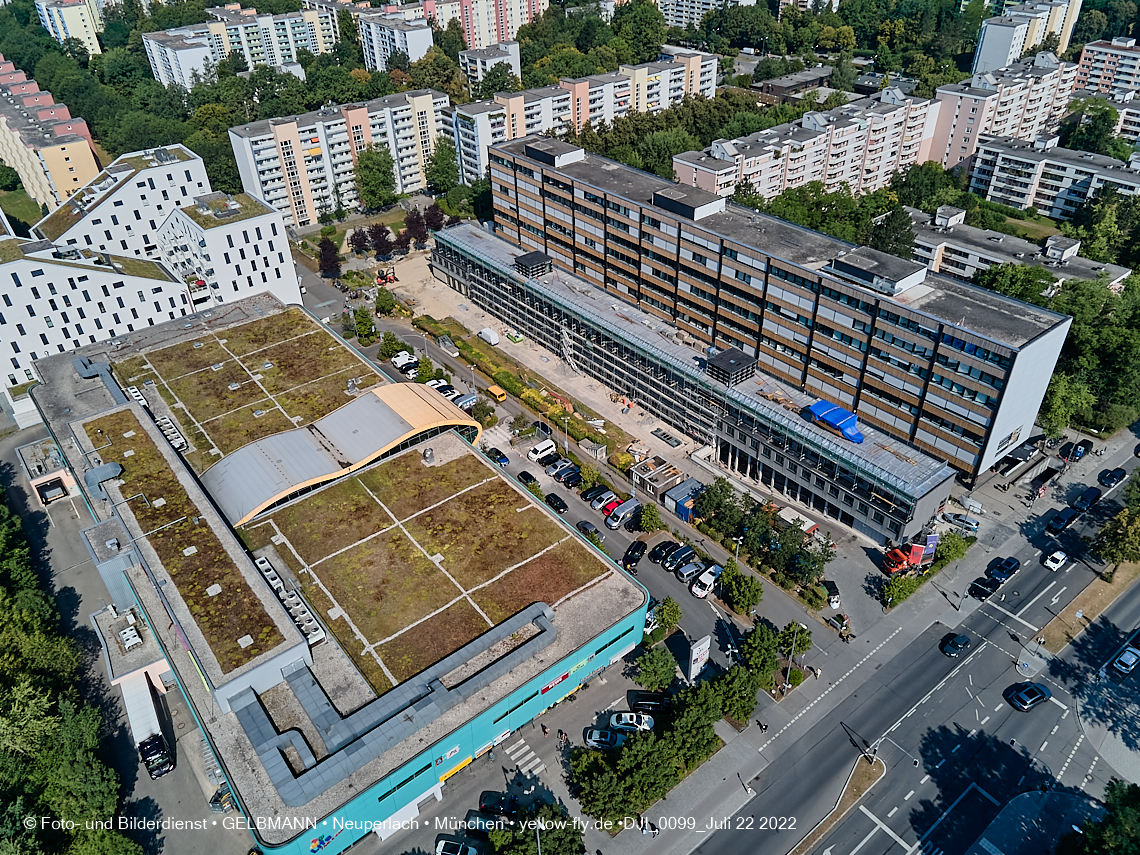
[562,471,583,489]
[584,728,624,749]
[649,541,680,564]
[435,385,457,397]
[644,600,659,634]
[662,545,697,572]
[1005,681,1052,711]
[628,691,671,714]
[479,791,519,818]
[517,471,537,487]
[437,842,478,855]
[622,541,647,573]
[1059,441,1075,461]
[464,810,505,840]
[1113,647,1140,675]
[590,490,618,510]
[940,513,980,532]
[554,465,580,484]
[485,448,509,467]
[544,493,568,514]
[1100,468,1127,489]
[576,520,604,541]
[581,485,609,503]
[940,633,972,658]
[1046,507,1078,535]
[990,556,1021,583]
[425,379,448,389]
[1072,487,1102,511]
[536,451,562,468]
[1043,550,1067,571]
[609,712,654,732]
[391,352,415,367]
[675,561,705,585]
[690,564,724,599]
[545,458,572,477]
[969,576,1001,601]
[601,499,622,516]
[1071,439,1093,461]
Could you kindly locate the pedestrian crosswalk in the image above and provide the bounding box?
[504,737,545,776]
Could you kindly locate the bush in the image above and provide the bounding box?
[525,482,545,500]
[714,665,761,723]
[643,626,667,646]
[772,571,796,590]
[787,668,804,687]
[656,596,682,631]
[610,452,634,471]
[802,585,825,610]
[883,574,922,606]
[320,224,336,237]
[720,559,763,614]
[493,370,525,397]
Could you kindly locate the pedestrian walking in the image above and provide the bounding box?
[649,822,660,837]
[541,724,549,737]
[758,722,769,733]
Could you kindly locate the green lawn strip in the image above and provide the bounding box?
[220,308,320,356]
[266,477,395,565]
[356,453,491,522]
[244,331,362,394]
[376,600,488,683]
[202,403,294,456]
[147,339,231,378]
[167,362,268,421]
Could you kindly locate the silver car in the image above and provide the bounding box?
[545,457,572,476]
[590,490,617,510]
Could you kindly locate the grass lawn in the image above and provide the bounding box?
[275,368,374,425]
[472,539,607,624]
[248,332,362,394]
[377,600,488,683]
[403,480,566,589]
[1004,216,1061,241]
[84,409,283,672]
[167,362,268,421]
[265,477,395,565]
[148,339,231,378]
[0,188,42,233]
[222,308,320,356]
[201,402,294,456]
[357,453,492,522]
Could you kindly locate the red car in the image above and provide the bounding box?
[602,499,622,516]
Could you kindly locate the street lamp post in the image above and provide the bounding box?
[562,416,569,453]
[469,363,476,391]
[790,622,807,669]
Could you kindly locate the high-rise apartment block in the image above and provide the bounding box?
[0,53,99,208]
[486,136,1071,483]
[142,4,337,89]
[366,0,547,50]
[229,91,450,228]
[972,16,1029,74]
[656,0,754,29]
[460,41,521,84]
[972,0,1081,72]
[34,0,103,57]
[1075,37,1140,93]
[932,52,1075,169]
[969,135,1140,219]
[450,101,507,185]
[673,88,940,199]
[357,15,433,71]
[1072,87,1140,141]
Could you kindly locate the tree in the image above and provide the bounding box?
[638,502,664,532]
[1062,97,1131,158]
[611,0,666,63]
[1097,509,1140,567]
[569,749,636,822]
[489,800,587,855]
[578,463,599,488]
[379,330,404,358]
[394,229,413,253]
[617,731,680,807]
[934,530,970,563]
[831,51,856,92]
[423,202,445,230]
[633,645,677,691]
[974,262,1057,303]
[385,50,410,73]
[410,47,465,99]
[317,237,340,276]
[1072,9,1108,44]
[740,623,779,686]
[476,60,522,99]
[720,558,763,614]
[354,308,375,344]
[883,573,922,606]
[405,208,430,245]
[369,222,393,257]
[668,681,722,769]
[416,357,436,383]
[1058,778,1140,855]
[777,621,812,658]
[1124,477,1140,514]
[471,399,497,427]
[355,145,397,209]
[347,228,369,255]
[0,159,19,192]
[433,17,467,62]
[1037,373,1097,438]
[656,596,682,631]
[637,127,701,178]
[375,287,397,316]
[870,205,915,259]
[425,137,460,194]
[714,665,761,723]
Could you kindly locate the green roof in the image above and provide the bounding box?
[0,239,22,263]
[183,193,272,229]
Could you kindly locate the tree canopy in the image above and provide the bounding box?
[354,145,397,209]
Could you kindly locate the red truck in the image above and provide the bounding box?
[882,543,934,575]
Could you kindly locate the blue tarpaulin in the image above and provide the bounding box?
[805,400,865,443]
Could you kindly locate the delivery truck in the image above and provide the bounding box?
[882,542,934,575]
[120,673,174,779]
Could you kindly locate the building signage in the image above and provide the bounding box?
[541,671,569,694]
[688,635,711,682]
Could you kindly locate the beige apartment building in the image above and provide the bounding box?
[229,90,449,228]
[0,53,98,209]
[35,0,103,57]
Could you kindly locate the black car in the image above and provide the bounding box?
[940,633,972,657]
[479,791,519,818]
[969,576,1001,601]
[1100,467,1127,489]
[648,541,680,564]
[1005,681,1052,711]
[628,691,671,714]
[536,451,561,468]
[517,471,537,487]
[486,447,509,467]
[990,556,1021,583]
[1059,441,1074,461]
[662,544,697,572]
[1046,507,1078,535]
[562,471,583,489]
[622,541,647,573]
[581,485,609,503]
[1072,439,1093,461]
[544,493,568,514]
[555,466,581,484]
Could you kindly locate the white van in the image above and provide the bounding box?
[605,498,641,530]
[527,439,557,461]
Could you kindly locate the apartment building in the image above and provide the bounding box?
[229,90,450,227]
[673,88,941,199]
[969,134,1140,219]
[370,0,546,50]
[908,204,1130,290]
[35,0,103,57]
[656,0,754,30]
[487,136,1072,483]
[142,4,337,89]
[0,53,99,209]
[752,66,833,105]
[448,52,716,184]
[460,41,521,84]
[1075,37,1140,93]
[1072,87,1140,141]
[973,0,1081,73]
[357,14,433,70]
[932,52,1076,169]
[34,145,210,258]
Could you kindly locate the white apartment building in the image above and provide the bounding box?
[35,0,103,57]
[34,145,210,258]
[973,0,1081,73]
[673,88,941,199]
[908,204,1130,290]
[1075,37,1140,93]
[142,4,337,89]
[229,90,450,227]
[972,16,1028,73]
[370,0,545,50]
[932,52,1075,169]
[156,192,298,309]
[460,41,521,84]
[358,14,433,71]
[450,101,506,184]
[656,0,754,30]
[969,134,1140,219]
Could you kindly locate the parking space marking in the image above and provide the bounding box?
[859,806,911,849]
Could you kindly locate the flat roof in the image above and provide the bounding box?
[441,223,956,499]
[183,192,274,229]
[495,136,1070,348]
[202,384,481,525]
[978,135,1140,175]
[229,89,446,138]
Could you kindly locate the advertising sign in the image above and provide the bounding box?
[688,635,711,682]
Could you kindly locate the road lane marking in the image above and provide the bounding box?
[1017,581,1056,616]
[995,704,1003,712]
[848,826,879,855]
[980,716,990,726]
[982,600,1039,631]
[920,774,930,784]
[1050,587,1067,607]
[935,759,946,769]
[1049,697,1067,710]
[1040,741,1048,751]
[1051,726,1059,735]
[904,790,915,801]
[952,744,961,753]
[859,806,910,849]
[913,783,999,853]
[887,807,898,818]
[1083,757,1099,790]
